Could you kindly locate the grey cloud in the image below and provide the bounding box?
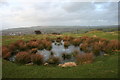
[62,2,95,13]
[61,2,117,22]
[0,1,118,30]
[0,0,9,7]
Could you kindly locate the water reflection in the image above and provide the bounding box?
[9,40,104,63]
[36,40,82,63]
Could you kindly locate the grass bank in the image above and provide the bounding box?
[2,53,119,78]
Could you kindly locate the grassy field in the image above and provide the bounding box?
[2,30,119,78]
[2,53,119,78]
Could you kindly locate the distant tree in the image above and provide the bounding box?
[51,33,60,35]
[34,30,42,34]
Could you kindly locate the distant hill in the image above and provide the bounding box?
[1,25,118,36]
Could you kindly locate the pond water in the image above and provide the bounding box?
[36,40,83,63]
[8,40,104,63]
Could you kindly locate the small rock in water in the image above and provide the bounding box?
[25,63,33,66]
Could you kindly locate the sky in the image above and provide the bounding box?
[0,0,119,30]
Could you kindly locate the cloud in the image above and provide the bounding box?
[0,0,118,30]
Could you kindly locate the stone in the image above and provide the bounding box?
[44,63,49,66]
[103,54,109,56]
[25,63,33,66]
[58,62,77,68]
[93,35,97,37]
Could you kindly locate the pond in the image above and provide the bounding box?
[8,40,104,63]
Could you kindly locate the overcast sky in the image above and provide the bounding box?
[0,0,118,30]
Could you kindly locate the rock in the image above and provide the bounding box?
[58,62,77,68]
[25,63,33,66]
[61,65,66,68]
[93,35,97,37]
[58,64,62,66]
[44,63,49,66]
[103,54,109,56]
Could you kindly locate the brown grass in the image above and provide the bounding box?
[43,40,52,50]
[27,41,39,48]
[92,42,102,56]
[72,50,79,57]
[2,46,11,59]
[71,38,81,46]
[47,56,60,65]
[80,43,89,52]
[15,51,31,64]
[76,53,94,64]
[63,36,74,41]
[56,37,62,42]
[64,41,70,48]
[31,54,44,65]
[103,40,120,53]
[29,48,38,54]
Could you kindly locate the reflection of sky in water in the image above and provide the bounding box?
[37,49,51,61]
[36,40,81,62]
[9,40,83,62]
[9,40,104,62]
[9,55,16,62]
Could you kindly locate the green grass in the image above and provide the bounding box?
[2,53,119,78]
[2,34,58,46]
[63,30,119,40]
[2,30,119,78]
[2,30,119,46]
[0,58,2,79]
